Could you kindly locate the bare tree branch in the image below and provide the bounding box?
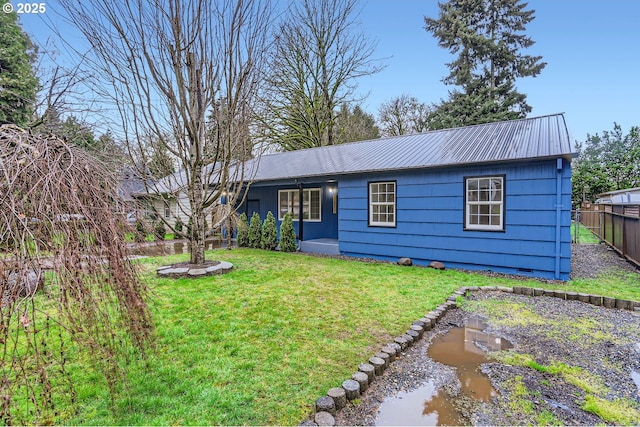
[0,125,152,424]
[58,0,274,264]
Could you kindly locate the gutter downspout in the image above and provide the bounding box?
[555,158,563,280]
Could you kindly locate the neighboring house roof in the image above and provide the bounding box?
[118,168,146,201]
[140,113,576,194]
[595,187,640,204]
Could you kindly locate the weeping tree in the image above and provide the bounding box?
[60,0,274,265]
[0,125,153,424]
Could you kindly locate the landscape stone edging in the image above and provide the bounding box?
[305,285,640,426]
[156,261,233,278]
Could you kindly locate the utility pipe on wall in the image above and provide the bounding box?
[555,158,563,280]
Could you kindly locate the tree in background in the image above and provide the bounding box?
[0,1,39,126]
[334,103,379,144]
[60,0,274,265]
[263,0,383,150]
[572,124,640,204]
[377,94,432,137]
[424,0,545,129]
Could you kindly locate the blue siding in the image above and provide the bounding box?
[338,159,572,280]
[239,182,338,240]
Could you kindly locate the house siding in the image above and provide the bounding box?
[338,159,572,280]
[240,182,339,240]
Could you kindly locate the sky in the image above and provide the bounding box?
[15,0,640,143]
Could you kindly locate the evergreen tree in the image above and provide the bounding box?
[0,2,39,126]
[572,124,640,204]
[236,213,249,247]
[279,213,297,252]
[424,0,545,128]
[261,211,278,250]
[334,103,380,144]
[248,212,262,249]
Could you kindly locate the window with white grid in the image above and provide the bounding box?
[465,176,504,231]
[369,181,396,227]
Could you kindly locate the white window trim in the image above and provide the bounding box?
[369,181,396,227]
[465,176,504,231]
[278,188,322,222]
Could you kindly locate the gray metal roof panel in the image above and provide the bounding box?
[247,113,575,183]
[145,113,575,193]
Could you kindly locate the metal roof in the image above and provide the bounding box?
[144,113,576,194]
[246,113,576,183]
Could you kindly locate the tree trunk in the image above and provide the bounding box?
[189,163,206,265]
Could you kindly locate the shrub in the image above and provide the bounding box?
[154,220,167,241]
[261,211,278,250]
[174,218,185,239]
[248,212,262,248]
[279,213,297,252]
[237,213,249,247]
[135,219,147,243]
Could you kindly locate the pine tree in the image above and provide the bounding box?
[261,211,278,250]
[237,213,249,247]
[424,0,546,128]
[0,2,39,126]
[279,213,297,252]
[248,212,262,249]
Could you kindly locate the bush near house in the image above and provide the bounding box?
[279,213,296,252]
[174,218,185,239]
[154,220,167,241]
[237,213,249,247]
[135,219,147,243]
[261,211,278,250]
[248,212,262,248]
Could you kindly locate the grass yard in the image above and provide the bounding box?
[36,249,640,425]
[571,221,601,244]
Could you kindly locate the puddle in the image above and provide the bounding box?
[632,370,640,395]
[129,240,226,256]
[376,316,512,426]
[375,381,466,426]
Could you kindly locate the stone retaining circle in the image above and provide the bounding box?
[304,286,640,426]
[156,261,233,278]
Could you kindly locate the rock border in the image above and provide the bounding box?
[303,286,640,426]
[156,261,233,278]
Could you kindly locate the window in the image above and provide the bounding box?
[465,176,504,231]
[164,200,170,219]
[369,181,396,227]
[278,188,321,221]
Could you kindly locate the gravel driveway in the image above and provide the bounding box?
[331,244,640,426]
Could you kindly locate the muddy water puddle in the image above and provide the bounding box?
[129,239,227,257]
[376,317,512,426]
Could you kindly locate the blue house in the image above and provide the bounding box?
[240,113,575,280]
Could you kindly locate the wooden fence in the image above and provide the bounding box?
[577,203,640,268]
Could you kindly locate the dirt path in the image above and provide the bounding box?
[334,291,640,425]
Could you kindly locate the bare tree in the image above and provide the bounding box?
[59,0,274,265]
[0,125,152,424]
[378,94,432,137]
[263,0,384,150]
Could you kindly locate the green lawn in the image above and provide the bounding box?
[23,249,640,425]
[571,221,601,244]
